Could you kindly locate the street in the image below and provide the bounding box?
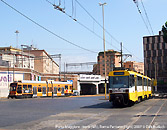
[0,96,167,130]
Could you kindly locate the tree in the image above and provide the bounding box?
[162,21,167,43]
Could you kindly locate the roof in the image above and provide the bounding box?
[24,49,59,67]
[0,46,22,52]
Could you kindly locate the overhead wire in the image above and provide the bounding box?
[75,0,144,61]
[140,0,154,35]
[45,0,120,51]
[0,0,97,54]
[133,0,152,35]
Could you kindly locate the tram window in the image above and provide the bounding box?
[137,77,142,86]
[70,86,72,90]
[144,78,147,86]
[148,80,151,86]
[109,76,129,88]
[61,87,64,94]
[10,83,17,91]
[38,87,42,92]
[65,85,68,90]
[42,87,46,94]
[129,75,135,87]
[58,88,61,92]
[54,87,57,94]
[28,85,32,93]
[17,85,22,93]
[23,85,27,93]
[10,86,16,91]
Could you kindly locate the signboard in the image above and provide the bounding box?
[0,73,13,87]
[79,74,101,81]
[0,72,23,97]
[67,80,73,84]
[114,72,124,75]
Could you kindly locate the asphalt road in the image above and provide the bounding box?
[0,96,167,130]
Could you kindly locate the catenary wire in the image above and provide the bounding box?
[75,0,144,61]
[0,0,97,54]
[141,0,154,35]
[45,0,120,51]
[133,0,152,35]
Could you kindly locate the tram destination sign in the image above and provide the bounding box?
[114,72,125,75]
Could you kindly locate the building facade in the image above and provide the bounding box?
[0,46,35,69]
[143,31,167,90]
[24,50,59,74]
[123,61,144,74]
[93,50,121,76]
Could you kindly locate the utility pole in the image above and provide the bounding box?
[154,59,157,92]
[120,42,123,68]
[99,2,107,99]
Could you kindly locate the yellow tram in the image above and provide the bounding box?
[108,69,152,106]
[9,80,73,98]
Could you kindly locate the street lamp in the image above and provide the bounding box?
[15,30,19,48]
[99,2,107,99]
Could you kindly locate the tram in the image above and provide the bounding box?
[8,80,73,98]
[109,68,152,106]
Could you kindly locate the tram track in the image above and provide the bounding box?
[146,99,167,130]
[121,99,166,130]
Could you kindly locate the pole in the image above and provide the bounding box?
[59,54,61,81]
[15,30,19,48]
[155,59,157,92]
[99,2,107,99]
[120,42,123,68]
[13,55,15,82]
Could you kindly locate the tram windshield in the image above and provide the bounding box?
[109,76,129,88]
[10,83,17,91]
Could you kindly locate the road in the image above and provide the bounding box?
[0,96,167,130]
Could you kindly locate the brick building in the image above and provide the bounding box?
[0,46,78,97]
[123,61,144,74]
[24,50,59,74]
[93,50,121,76]
[143,31,167,91]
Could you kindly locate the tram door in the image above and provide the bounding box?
[47,80,54,97]
[33,86,37,97]
[135,76,138,101]
[61,87,64,96]
[53,87,57,96]
[42,86,46,96]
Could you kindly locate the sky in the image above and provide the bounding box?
[0,0,167,71]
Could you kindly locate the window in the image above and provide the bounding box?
[28,85,32,93]
[17,85,22,93]
[54,87,57,94]
[137,76,142,86]
[58,88,61,92]
[10,83,17,91]
[42,87,46,94]
[61,87,64,94]
[38,87,42,92]
[23,85,27,93]
[109,76,129,88]
[65,85,68,90]
[129,75,135,87]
